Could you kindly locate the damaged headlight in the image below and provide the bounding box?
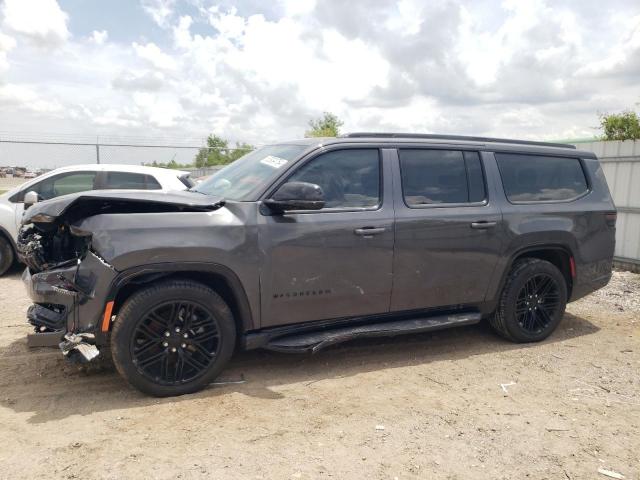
[28,213,57,223]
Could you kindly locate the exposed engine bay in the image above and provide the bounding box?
[18,223,90,273]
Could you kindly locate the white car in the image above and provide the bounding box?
[0,164,194,275]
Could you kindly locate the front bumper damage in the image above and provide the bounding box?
[23,250,118,361]
[18,189,226,363]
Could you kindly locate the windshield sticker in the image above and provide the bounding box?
[260,155,289,169]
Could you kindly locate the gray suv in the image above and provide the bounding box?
[18,134,616,396]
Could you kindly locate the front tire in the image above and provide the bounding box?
[111,280,236,397]
[490,258,567,342]
[0,236,15,276]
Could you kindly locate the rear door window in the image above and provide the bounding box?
[398,149,486,206]
[495,153,588,202]
[103,172,162,190]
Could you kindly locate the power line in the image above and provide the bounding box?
[0,139,254,151]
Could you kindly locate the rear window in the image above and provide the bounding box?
[495,153,588,202]
[399,149,486,205]
[103,172,162,190]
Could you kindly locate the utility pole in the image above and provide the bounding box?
[96,135,100,164]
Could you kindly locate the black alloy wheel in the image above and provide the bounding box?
[515,273,561,334]
[131,301,220,386]
[490,258,568,342]
[111,280,236,397]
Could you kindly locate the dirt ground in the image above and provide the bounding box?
[0,267,638,480]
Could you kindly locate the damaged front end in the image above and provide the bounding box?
[18,189,224,363]
[19,226,117,362]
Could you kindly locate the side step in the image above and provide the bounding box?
[264,312,481,353]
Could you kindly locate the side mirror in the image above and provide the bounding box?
[264,182,325,212]
[23,191,39,209]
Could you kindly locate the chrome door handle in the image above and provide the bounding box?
[354,227,386,236]
[470,221,497,229]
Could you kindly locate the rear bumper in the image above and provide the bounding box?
[569,256,613,302]
[570,272,612,302]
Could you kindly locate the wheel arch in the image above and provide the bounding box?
[107,263,256,336]
[497,244,575,302]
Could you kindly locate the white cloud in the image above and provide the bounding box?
[385,0,424,36]
[132,92,184,127]
[112,70,166,91]
[0,83,62,113]
[577,14,640,78]
[1,0,640,155]
[89,30,108,45]
[133,42,177,71]
[141,0,175,28]
[0,32,16,75]
[1,0,70,46]
[207,6,246,39]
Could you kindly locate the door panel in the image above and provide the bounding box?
[258,148,395,328]
[390,149,503,311]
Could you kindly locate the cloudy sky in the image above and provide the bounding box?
[0,0,639,148]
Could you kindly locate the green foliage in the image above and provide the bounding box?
[145,134,254,170]
[305,112,344,138]
[194,135,254,167]
[599,110,640,141]
[146,159,191,169]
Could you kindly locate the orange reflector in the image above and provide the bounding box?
[101,301,115,332]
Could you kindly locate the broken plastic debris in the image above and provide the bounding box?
[500,382,516,394]
[375,425,385,431]
[597,467,624,479]
[210,374,246,386]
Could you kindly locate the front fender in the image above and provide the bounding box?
[106,262,257,335]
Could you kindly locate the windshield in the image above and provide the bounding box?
[192,144,308,200]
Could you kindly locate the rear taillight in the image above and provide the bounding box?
[605,211,617,227]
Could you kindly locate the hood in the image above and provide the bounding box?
[22,189,225,225]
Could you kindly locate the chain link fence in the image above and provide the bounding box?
[0,139,253,170]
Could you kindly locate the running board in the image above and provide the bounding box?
[264,312,481,353]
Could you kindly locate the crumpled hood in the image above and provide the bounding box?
[22,189,225,225]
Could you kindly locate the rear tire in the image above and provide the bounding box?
[0,236,15,276]
[111,280,236,397]
[490,258,567,342]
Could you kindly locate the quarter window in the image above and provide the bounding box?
[287,149,380,209]
[495,153,588,202]
[399,149,486,206]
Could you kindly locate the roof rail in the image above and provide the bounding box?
[341,132,576,150]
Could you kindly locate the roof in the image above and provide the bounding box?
[278,133,597,158]
[44,164,190,176]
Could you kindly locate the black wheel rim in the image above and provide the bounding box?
[515,274,561,334]
[130,301,220,386]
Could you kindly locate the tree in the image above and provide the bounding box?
[203,134,230,166]
[305,112,344,137]
[194,134,254,167]
[227,142,254,162]
[599,110,640,141]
